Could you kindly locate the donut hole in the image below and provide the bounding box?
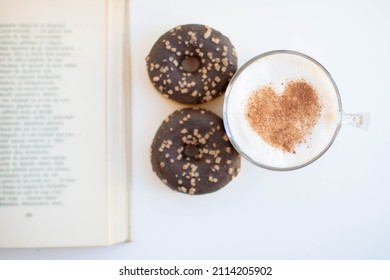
[184,144,200,158]
[181,56,200,72]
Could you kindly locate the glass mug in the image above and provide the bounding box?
[223,50,369,171]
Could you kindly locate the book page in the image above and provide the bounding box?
[106,0,131,244]
[0,0,109,247]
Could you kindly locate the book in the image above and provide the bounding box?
[0,0,131,248]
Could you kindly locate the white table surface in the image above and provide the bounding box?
[1,0,390,259]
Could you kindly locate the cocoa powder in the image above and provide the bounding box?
[245,80,321,153]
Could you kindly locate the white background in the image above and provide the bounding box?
[1,0,390,259]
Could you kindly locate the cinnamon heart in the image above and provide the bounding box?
[246,80,321,153]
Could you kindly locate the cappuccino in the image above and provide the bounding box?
[223,51,341,170]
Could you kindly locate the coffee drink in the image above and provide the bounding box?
[223,51,341,170]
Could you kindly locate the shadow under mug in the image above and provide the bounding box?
[223,50,369,171]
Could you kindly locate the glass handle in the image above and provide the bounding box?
[341,112,370,130]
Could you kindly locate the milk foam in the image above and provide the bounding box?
[224,52,341,169]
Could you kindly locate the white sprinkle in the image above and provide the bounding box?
[211,37,220,44]
[222,58,229,67]
[204,26,212,39]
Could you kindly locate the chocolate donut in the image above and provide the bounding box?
[146,24,237,104]
[151,108,241,195]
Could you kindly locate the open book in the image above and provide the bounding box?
[0,0,131,247]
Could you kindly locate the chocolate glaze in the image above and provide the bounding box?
[151,108,241,195]
[146,24,237,104]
